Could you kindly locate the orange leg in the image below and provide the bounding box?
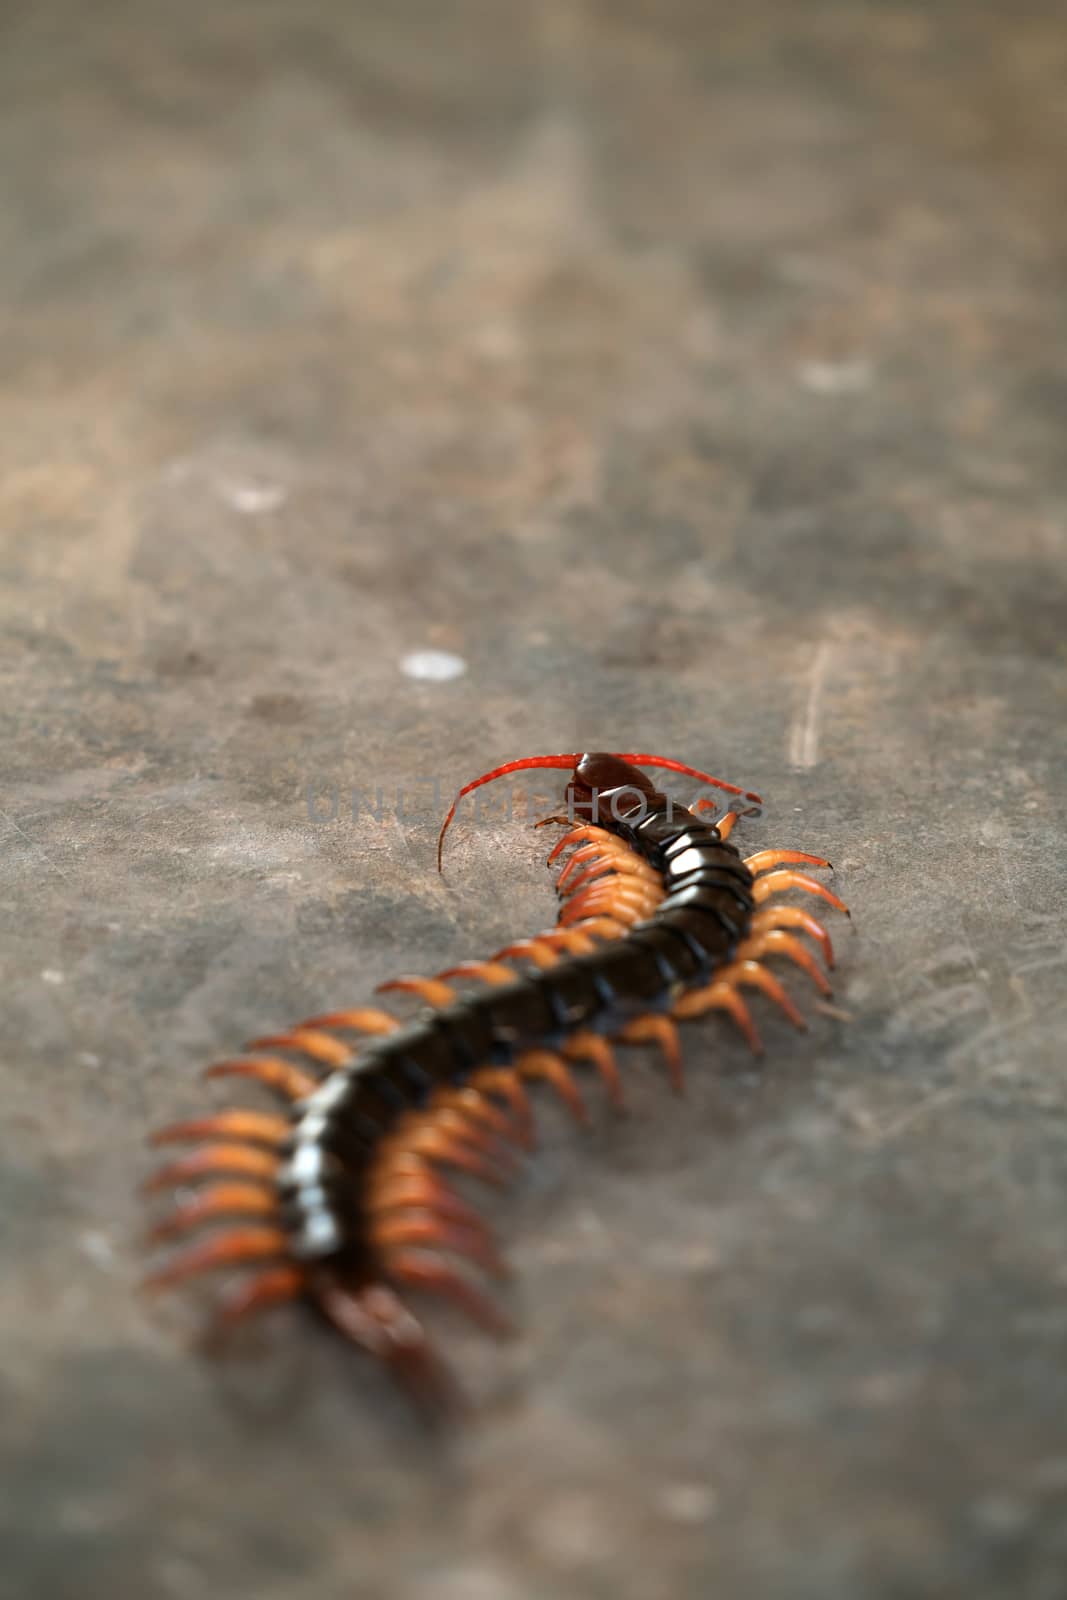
[546,824,617,864]
[436,960,513,986]
[557,843,660,891]
[428,1085,526,1146]
[565,1030,626,1110]
[692,801,739,838]
[365,1170,490,1231]
[744,848,833,875]
[617,1014,685,1091]
[493,929,599,968]
[735,930,833,996]
[752,871,850,916]
[376,1126,513,1187]
[143,1226,291,1291]
[560,855,661,896]
[559,883,660,927]
[674,982,764,1054]
[382,1252,514,1337]
[493,937,559,970]
[210,1265,306,1335]
[749,904,835,970]
[681,959,807,1030]
[147,1183,280,1242]
[143,1144,281,1191]
[371,1212,509,1279]
[246,1028,353,1067]
[559,894,658,930]
[377,976,456,1008]
[150,1109,290,1149]
[299,1008,399,1036]
[408,1104,515,1162]
[563,915,629,941]
[204,1056,318,1101]
[532,812,572,830]
[517,1049,590,1126]
[468,1066,535,1145]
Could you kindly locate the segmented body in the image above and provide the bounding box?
[144,752,849,1412]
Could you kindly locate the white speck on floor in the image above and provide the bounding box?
[401,649,467,682]
[658,1482,718,1524]
[221,480,287,514]
[797,359,874,395]
[41,968,65,984]
[80,1231,118,1269]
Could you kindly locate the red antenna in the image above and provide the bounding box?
[436,752,760,869]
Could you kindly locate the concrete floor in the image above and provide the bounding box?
[3,2,1066,1596]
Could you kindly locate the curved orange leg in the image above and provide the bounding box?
[406,1104,516,1163]
[493,928,599,968]
[744,848,833,875]
[533,812,572,830]
[147,1183,280,1242]
[559,884,659,926]
[555,837,632,875]
[735,930,833,996]
[707,959,807,1029]
[365,1171,491,1231]
[429,1085,526,1145]
[672,982,764,1054]
[299,1008,399,1035]
[560,894,658,930]
[204,1057,318,1101]
[547,824,617,864]
[377,976,457,1008]
[210,1265,306,1335]
[617,1014,684,1091]
[378,1126,512,1187]
[150,1110,291,1149]
[555,839,614,878]
[383,1252,514,1337]
[561,855,661,895]
[565,1030,626,1110]
[372,1213,509,1280]
[143,1144,281,1192]
[436,960,514,986]
[246,1028,353,1067]
[468,1067,534,1145]
[557,843,660,891]
[692,802,739,838]
[563,915,629,941]
[493,937,559,970]
[517,1049,590,1126]
[539,927,601,954]
[753,871,850,916]
[143,1226,291,1291]
[750,904,835,970]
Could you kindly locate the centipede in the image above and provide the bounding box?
[143,750,850,1413]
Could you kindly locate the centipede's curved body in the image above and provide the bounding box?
[144,751,849,1411]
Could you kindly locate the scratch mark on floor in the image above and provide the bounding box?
[789,641,834,769]
[0,808,74,885]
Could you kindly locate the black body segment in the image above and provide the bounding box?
[282,793,755,1262]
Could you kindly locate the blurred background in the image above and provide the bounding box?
[2,3,1066,1597]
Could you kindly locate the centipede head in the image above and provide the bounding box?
[437,751,760,869]
[566,753,659,825]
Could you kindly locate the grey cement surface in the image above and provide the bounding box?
[2,3,1067,1596]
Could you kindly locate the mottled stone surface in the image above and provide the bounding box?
[2,3,1066,1596]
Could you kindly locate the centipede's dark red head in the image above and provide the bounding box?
[436,750,760,869]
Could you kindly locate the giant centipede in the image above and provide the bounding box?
[143,750,850,1413]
